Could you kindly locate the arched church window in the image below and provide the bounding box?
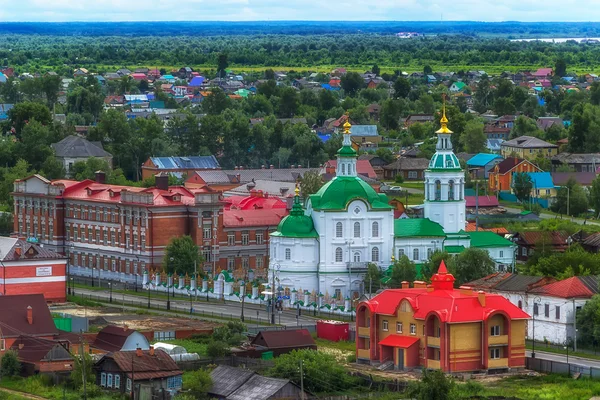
[427,248,433,258]
[335,222,343,238]
[435,180,441,201]
[285,248,291,260]
[341,164,346,175]
[371,221,379,237]
[413,248,419,261]
[448,180,455,201]
[372,247,379,262]
[354,222,360,238]
[335,247,343,262]
[353,252,361,262]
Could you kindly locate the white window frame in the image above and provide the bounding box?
[410,323,416,335]
[353,222,360,238]
[114,374,120,389]
[382,320,389,331]
[413,248,419,261]
[126,378,132,391]
[490,348,501,359]
[101,373,106,387]
[285,248,291,260]
[396,322,402,333]
[107,373,113,388]
[371,247,379,262]
[371,221,379,237]
[490,325,500,336]
[335,222,343,238]
[335,247,343,262]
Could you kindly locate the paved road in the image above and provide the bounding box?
[74,287,330,327]
[527,350,600,368]
[502,206,600,226]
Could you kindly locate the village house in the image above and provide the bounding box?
[513,231,569,262]
[382,158,429,181]
[51,136,113,177]
[500,136,558,160]
[11,336,74,376]
[356,262,529,372]
[404,114,434,128]
[551,153,600,172]
[488,158,542,192]
[466,153,503,179]
[92,325,150,354]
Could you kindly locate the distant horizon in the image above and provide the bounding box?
[2,20,600,24]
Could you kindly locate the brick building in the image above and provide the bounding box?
[12,173,286,282]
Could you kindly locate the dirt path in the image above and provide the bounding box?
[0,387,48,400]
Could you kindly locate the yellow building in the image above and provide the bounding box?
[356,261,530,372]
[500,135,558,160]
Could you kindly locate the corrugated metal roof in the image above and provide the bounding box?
[151,156,220,170]
[251,329,315,349]
[350,125,379,137]
[210,365,255,398]
[102,349,181,380]
[466,153,502,167]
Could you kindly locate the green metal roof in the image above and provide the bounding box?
[429,152,461,170]
[468,231,514,248]
[394,218,446,238]
[337,145,357,157]
[445,245,466,254]
[309,176,391,211]
[271,195,318,238]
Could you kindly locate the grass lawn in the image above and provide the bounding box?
[0,376,119,400]
[398,182,425,190]
[525,343,600,361]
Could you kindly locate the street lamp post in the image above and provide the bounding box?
[188,291,193,315]
[108,282,112,303]
[71,278,75,297]
[166,279,171,311]
[531,296,541,358]
[66,246,72,296]
[240,279,246,322]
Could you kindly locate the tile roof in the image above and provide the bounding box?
[378,335,420,348]
[12,336,72,363]
[51,136,112,158]
[192,168,319,185]
[464,222,508,234]
[466,153,502,167]
[0,237,63,261]
[529,276,597,299]
[0,294,58,338]
[502,135,557,149]
[394,218,446,238]
[551,152,600,164]
[101,349,181,380]
[382,157,429,171]
[515,230,569,246]
[93,325,142,352]
[224,194,287,210]
[325,159,377,179]
[494,157,528,174]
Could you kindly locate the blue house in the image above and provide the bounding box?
[466,153,503,178]
[518,172,556,199]
[189,76,205,87]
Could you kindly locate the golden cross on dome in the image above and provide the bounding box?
[342,112,352,135]
[295,183,300,196]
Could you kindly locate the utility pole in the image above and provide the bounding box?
[80,330,87,400]
[131,351,135,400]
[475,180,479,231]
[299,360,305,400]
[573,298,577,352]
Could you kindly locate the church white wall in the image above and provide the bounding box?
[394,237,443,263]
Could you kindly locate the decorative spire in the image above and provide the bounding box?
[431,260,455,291]
[436,94,452,134]
[290,183,304,216]
[295,184,300,197]
[342,112,351,135]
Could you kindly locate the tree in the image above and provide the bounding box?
[375,148,395,164]
[182,369,212,398]
[422,250,452,281]
[371,64,380,76]
[393,77,411,99]
[364,263,383,293]
[513,172,533,203]
[388,255,416,287]
[217,53,228,78]
[340,72,364,96]
[1,350,20,377]
[264,69,275,80]
[511,116,543,139]
[299,170,324,196]
[163,236,204,276]
[278,87,299,117]
[319,89,338,111]
[449,248,496,285]
[493,97,516,116]
[532,153,551,172]
[552,178,588,216]
[380,99,403,130]
[408,369,454,400]
[423,65,433,75]
[71,352,94,389]
[568,103,600,153]
[555,59,567,77]
[206,340,230,358]
[460,120,487,153]
[202,88,232,116]
[269,349,358,394]
[577,294,600,346]
[590,174,600,217]
[8,101,52,137]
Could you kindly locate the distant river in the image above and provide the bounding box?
[510,38,600,43]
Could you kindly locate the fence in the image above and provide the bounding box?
[499,191,550,208]
[526,357,600,379]
[177,355,275,371]
[246,325,316,334]
[527,339,600,357]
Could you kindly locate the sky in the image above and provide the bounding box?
[1,0,599,22]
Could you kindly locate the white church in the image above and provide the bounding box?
[268,107,515,302]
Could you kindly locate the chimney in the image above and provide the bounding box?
[477,290,486,307]
[123,325,128,331]
[413,281,426,289]
[234,166,238,170]
[270,164,274,169]
[136,347,143,357]
[154,172,169,191]
[26,306,33,325]
[459,286,472,295]
[401,281,409,289]
[95,170,106,184]
[426,284,434,292]
[261,165,265,169]
[149,346,155,356]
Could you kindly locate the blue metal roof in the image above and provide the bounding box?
[350,125,379,137]
[466,153,502,167]
[517,172,554,190]
[150,156,220,170]
[487,139,504,152]
[189,76,205,87]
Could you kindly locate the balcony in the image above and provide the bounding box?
[488,335,508,346]
[488,358,509,369]
[427,336,440,347]
[357,349,371,360]
[347,262,369,272]
[358,326,370,337]
[427,359,440,369]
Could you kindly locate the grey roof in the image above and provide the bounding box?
[578,276,599,294]
[195,168,320,185]
[551,172,596,186]
[226,180,296,198]
[350,125,379,137]
[493,275,548,292]
[382,157,429,171]
[51,136,112,158]
[502,135,557,149]
[551,152,600,164]
[209,365,255,398]
[210,365,299,400]
[0,237,63,261]
[150,156,220,170]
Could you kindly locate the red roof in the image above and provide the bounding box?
[326,159,377,179]
[131,73,147,80]
[495,158,527,174]
[224,193,287,211]
[515,231,569,246]
[465,196,499,208]
[378,335,420,348]
[529,277,595,299]
[464,222,508,234]
[361,263,530,323]
[223,209,287,228]
[534,68,553,77]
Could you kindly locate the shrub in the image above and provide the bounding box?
[206,341,231,358]
[346,353,356,363]
[395,175,404,184]
[1,350,21,377]
[408,369,454,400]
[183,369,212,398]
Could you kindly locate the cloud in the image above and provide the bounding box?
[4,0,600,22]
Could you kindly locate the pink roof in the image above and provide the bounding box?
[224,193,287,210]
[465,196,499,207]
[529,277,595,299]
[131,73,147,80]
[361,263,530,323]
[326,159,377,179]
[534,68,553,77]
[223,208,288,228]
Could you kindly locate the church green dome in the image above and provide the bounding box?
[428,152,461,171]
[271,190,318,238]
[309,176,392,211]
